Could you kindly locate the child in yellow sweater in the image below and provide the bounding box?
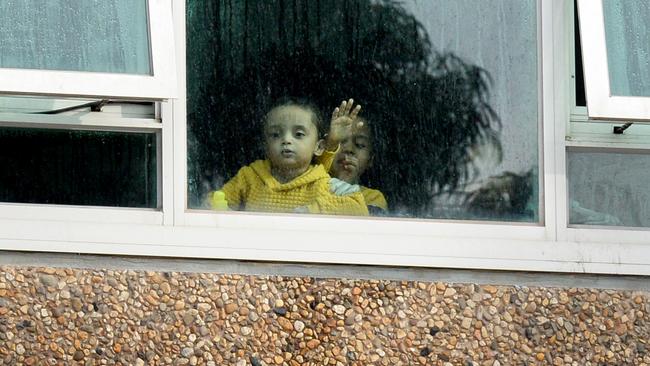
[321,100,388,215]
[209,100,368,216]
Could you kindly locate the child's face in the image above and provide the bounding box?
[264,105,320,172]
[331,125,372,184]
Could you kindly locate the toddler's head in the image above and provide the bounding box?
[330,118,373,185]
[263,100,324,181]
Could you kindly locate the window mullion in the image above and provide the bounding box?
[551,0,571,243]
[172,0,187,226]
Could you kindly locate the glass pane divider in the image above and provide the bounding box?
[171,0,186,227]
[161,100,175,226]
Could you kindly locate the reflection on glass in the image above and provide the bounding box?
[187,0,539,222]
[0,128,157,208]
[603,0,650,97]
[0,0,151,75]
[568,150,650,228]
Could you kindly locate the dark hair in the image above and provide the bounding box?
[264,97,323,136]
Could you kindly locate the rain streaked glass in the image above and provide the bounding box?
[568,150,650,228]
[187,0,539,222]
[603,0,650,97]
[0,0,151,75]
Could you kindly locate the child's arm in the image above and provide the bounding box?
[317,145,338,172]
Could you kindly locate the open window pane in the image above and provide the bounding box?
[0,0,151,75]
[0,0,176,99]
[602,1,650,98]
[187,0,540,222]
[568,149,650,228]
[573,1,587,107]
[0,128,157,208]
[577,0,650,120]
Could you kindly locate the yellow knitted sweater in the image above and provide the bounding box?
[361,187,388,211]
[219,160,369,216]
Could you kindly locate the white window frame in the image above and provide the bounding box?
[1,0,650,276]
[568,0,650,149]
[564,0,650,246]
[0,106,169,226]
[0,0,177,100]
[576,0,650,121]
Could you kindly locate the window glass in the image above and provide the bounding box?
[187,0,539,222]
[602,0,650,97]
[568,150,650,228]
[0,0,151,75]
[0,128,157,208]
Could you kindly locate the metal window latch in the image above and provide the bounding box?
[33,99,110,114]
[613,122,633,134]
[90,99,109,112]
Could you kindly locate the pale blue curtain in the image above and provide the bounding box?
[603,0,650,97]
[0,0,151,75]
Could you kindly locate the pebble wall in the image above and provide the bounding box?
[0,265,648,365]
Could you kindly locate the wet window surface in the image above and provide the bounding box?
[187,0,539,222]
[568,150,650,228]
[0,0,151,75]
[602,0,650,97]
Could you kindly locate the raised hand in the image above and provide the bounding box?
[326,98,363,151]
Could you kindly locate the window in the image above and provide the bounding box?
[576,0,650,120]
[0,0,176,99]
[0,1,151,74]
[569,0,650,229]
[0,1,174,220]
[567,148,650,228]
[186,0,541,223]
[0,1,649,276]
[0,126,158,208]
[0,96,161,208]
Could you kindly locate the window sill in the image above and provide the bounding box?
[1,215,649,276]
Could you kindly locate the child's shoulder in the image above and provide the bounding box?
[361,186,388,210]
[235,159,270,176]
[360,186,385,196]
[224,160,272,187]
[309,162,329,175]
[290,163,330,188]
[248,159,270,170]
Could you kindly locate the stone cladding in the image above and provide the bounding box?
[0,265,648,365]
